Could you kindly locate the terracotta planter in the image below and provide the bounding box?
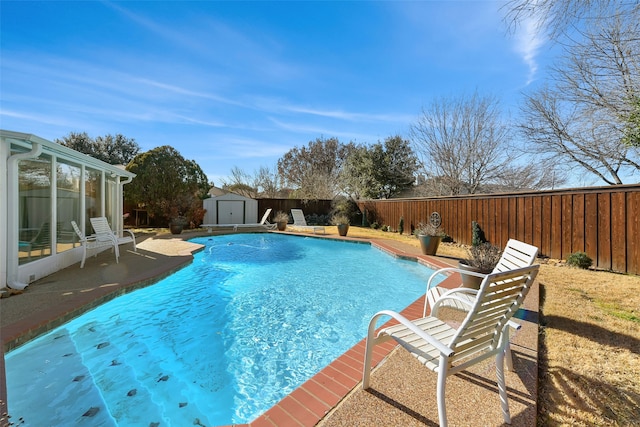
[457,261,485,289]
[277,221,287,231]
[416,234,442,255]
[337,224,349,236]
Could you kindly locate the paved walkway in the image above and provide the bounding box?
[0,230,538,426]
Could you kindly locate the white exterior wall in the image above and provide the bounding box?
[202,194,258,225]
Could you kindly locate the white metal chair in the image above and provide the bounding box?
[90,216,136,252]
[425,239,538,313]
[362,264,540,427]
[289,209,325,234]
[423,239,538,371]
[71,220,118,268]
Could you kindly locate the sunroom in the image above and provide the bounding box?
[0,130,135,290]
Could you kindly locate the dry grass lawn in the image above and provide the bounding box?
[328,226,640,426]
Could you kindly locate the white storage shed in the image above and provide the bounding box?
[202,193,258,225]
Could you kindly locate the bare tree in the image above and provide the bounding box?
[221,166,257,198]
[277,137,353,200]
[502,0,637,40]
[254,165,281,198]
[493,163,566,191]
[518,12,640,184]
[410,92,520,195]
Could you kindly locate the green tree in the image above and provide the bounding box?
[56,132,140,165]
[342,136,419,199]
[277,137,353,200]
[125,146,210,226]
[341,144,376,199]
[374,136,419,198]
[622,95,640,147]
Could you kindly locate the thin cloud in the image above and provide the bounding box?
[514,16,547,85]
[133,78,244,107]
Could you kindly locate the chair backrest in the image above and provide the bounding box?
[492,239,538,274]
[31,222,51,245]
[70,220,85,239]
[290,209,308,226]
[448,264,539,363]
[259,208,273,225]
[90,217,116,241]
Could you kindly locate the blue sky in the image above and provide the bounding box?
[1,0,548,185]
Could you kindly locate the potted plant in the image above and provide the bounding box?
[331,213,350,237]
[458,242,502,289]
[414,222,445,255]
[274,211,289,231]
[170,215,188,235]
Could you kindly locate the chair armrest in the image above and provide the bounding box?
[426,267,488,291]
[122,229,136,239]
[79,234,98,243]
[507,319,521,330]
[431,288,479,317]
[368,310,454,357]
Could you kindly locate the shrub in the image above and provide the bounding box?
[567,252,593,269]
[414,222,445,237]
[442,233,454,243]
[463,243,502,273]
[398,217,404,235]
[330,213,349,226]
[471,220,487,246]
[274,211,289,223]
[306,213,329,225]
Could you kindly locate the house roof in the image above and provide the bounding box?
[1,129,136,179]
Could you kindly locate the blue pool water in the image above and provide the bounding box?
[6,233,444,426]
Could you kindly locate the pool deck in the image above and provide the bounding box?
[0,230,539,427]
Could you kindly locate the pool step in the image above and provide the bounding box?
[70,321,210,426]
[5,328,117,426]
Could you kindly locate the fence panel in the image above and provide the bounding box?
[348,184,639,275]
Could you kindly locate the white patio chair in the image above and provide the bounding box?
[423,239,538,370]
[289,209,325,234]
[425,239,538,312]
[90,216,136,249]
[362,264,540,427]
[70,220,118,268]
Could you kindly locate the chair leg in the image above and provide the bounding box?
[436,355,449,427]
[362,335,374,389]
[80,245,87,268]
[496,349,512,424]
[505,343,514,371]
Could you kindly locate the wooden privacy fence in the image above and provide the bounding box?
[355,184,640,275]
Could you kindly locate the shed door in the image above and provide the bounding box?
[217,201,245,224]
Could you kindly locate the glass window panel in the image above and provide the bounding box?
[85,168,102,233]
[56,160,81,254]
[105,174,116,229]
[18,155,52,264]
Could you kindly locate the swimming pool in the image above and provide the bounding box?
[6,233,444,426]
